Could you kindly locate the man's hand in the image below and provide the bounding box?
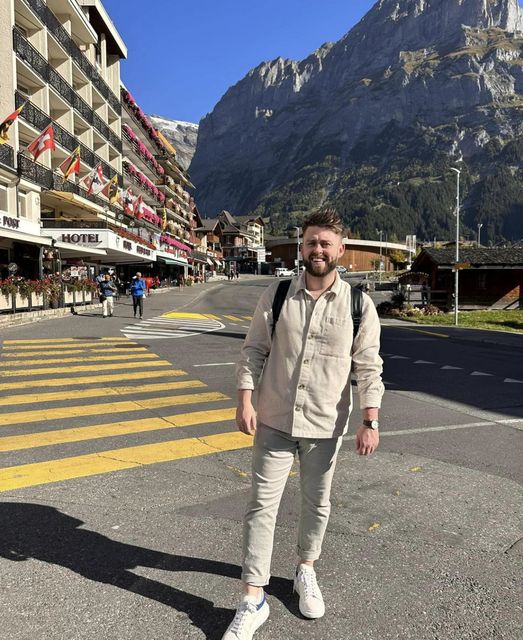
[355,425,379,456]
[236,390,257,436]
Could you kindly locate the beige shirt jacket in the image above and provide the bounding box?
[236,272,385,439]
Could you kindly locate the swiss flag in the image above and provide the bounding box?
[27,124,56,161]
[133,195,144,218]
[123,187,134,215]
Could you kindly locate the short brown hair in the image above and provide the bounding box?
[302,209,343,236]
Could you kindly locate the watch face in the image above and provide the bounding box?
[365,420,379,429]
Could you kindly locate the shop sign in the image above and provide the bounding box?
[0,214,41,236]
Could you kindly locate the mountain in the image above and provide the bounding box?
[149,115,198,170]
[190,0,523,244]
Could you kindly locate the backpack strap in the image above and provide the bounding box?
[271,279,363,340]
[351,286,363,339]
[271,279,292,337]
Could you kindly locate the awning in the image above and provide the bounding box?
[45,190,106,215]
[158,256,188,266]
[206,257,213,266]
[0,228,52,246]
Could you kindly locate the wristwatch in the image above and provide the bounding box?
[363,419,379,430]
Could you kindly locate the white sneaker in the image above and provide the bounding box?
[222,592,269,640]
[293,564,325,619]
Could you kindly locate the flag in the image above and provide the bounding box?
[0,103,25,145]
[27,124,55,161]
[58,146,81,179]
[80,163,106,195]
[123,187,134,215]
[101,174,119,203]
[133,195,144,218]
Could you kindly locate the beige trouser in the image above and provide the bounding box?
[242,423,342,586]
[102,296,114,316]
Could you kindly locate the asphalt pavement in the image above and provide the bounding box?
[0,276,521,640]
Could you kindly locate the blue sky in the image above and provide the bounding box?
[103,0,375,124]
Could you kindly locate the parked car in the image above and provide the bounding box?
[274,267,294,277]
[336,266,348,274]
[291,266,305,276]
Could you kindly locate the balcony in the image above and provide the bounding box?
[0,145,15,169]
[123,161,165,206]
[17,152,121,215]
[14,28,122,152]
[21,0,121,113]
[122,125,164,178]
[15,92,119,181]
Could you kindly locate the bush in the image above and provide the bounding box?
[421,304,442,316]
[377,301,394,315]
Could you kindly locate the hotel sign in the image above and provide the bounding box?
[46,228,156,261]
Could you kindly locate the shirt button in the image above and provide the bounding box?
[303,359,310,365]
[298,384,305,390]
[295,406,301,412]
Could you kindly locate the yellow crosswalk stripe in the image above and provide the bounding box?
[224,315,244,322]
[0,379,206,407]
[1,352,160,367]
[1,347,148,357]
[0,369,187,391]
[3,337,129,344]
[0,360,174,378]
[0,407,236,452]
[0,431,252,491]
[203,314,220,320]
[2,341,138,351]
[242,316,253,320]
[0,391,229,427]
[161,312,208,319]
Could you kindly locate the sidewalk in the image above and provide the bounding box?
[0,281,219,329]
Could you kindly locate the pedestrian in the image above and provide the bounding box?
[178,274,185,290]
[130,271,146,319]
[99,274,117,318]
[222,209,384,640]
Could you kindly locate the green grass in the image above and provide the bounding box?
[403,309,523,333]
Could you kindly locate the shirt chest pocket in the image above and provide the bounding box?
[318,316,352,358]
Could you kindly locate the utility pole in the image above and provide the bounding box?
[477,222,483,248]
[450,167,461,326]
[376,229,383,283]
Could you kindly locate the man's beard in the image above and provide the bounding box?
[303,255,337,277]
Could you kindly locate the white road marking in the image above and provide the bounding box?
[504,378,523,383]
[344,419,523,440]
[193,362,236,367]
[122,314,225,341]
[441,365,462,370]
[470,371,493,376]
[414,360,435,364]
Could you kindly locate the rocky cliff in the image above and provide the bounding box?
[149,115,198,170]
[190,0,523,243]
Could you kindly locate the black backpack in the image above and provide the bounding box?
[271,279,363,338]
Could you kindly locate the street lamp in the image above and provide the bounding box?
[477,222,483,248]
[450,167,461,326]
[376,229,383,283]
[295,226,301,271]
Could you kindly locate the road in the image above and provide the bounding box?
[1,277,521,640]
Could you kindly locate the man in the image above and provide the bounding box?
[222,209,384,640]
[99,274,117,318]
[130,272,146,318]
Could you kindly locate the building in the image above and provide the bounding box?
[265,235,407,273]
[410,247,523,309]
[0,0,201,290]
[216,210,265,274]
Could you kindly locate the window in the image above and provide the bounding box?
[17,192,27,218]
[0,185,8,213]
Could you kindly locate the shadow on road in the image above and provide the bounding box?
[0,502,295,639]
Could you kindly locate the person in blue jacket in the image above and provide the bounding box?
[130,271,146,319]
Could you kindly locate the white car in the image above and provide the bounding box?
[336,266,348,274]
[274,267,294,277]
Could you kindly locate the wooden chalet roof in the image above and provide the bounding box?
[413,248,523,268]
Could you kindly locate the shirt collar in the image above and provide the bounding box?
[294,270,342,297]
